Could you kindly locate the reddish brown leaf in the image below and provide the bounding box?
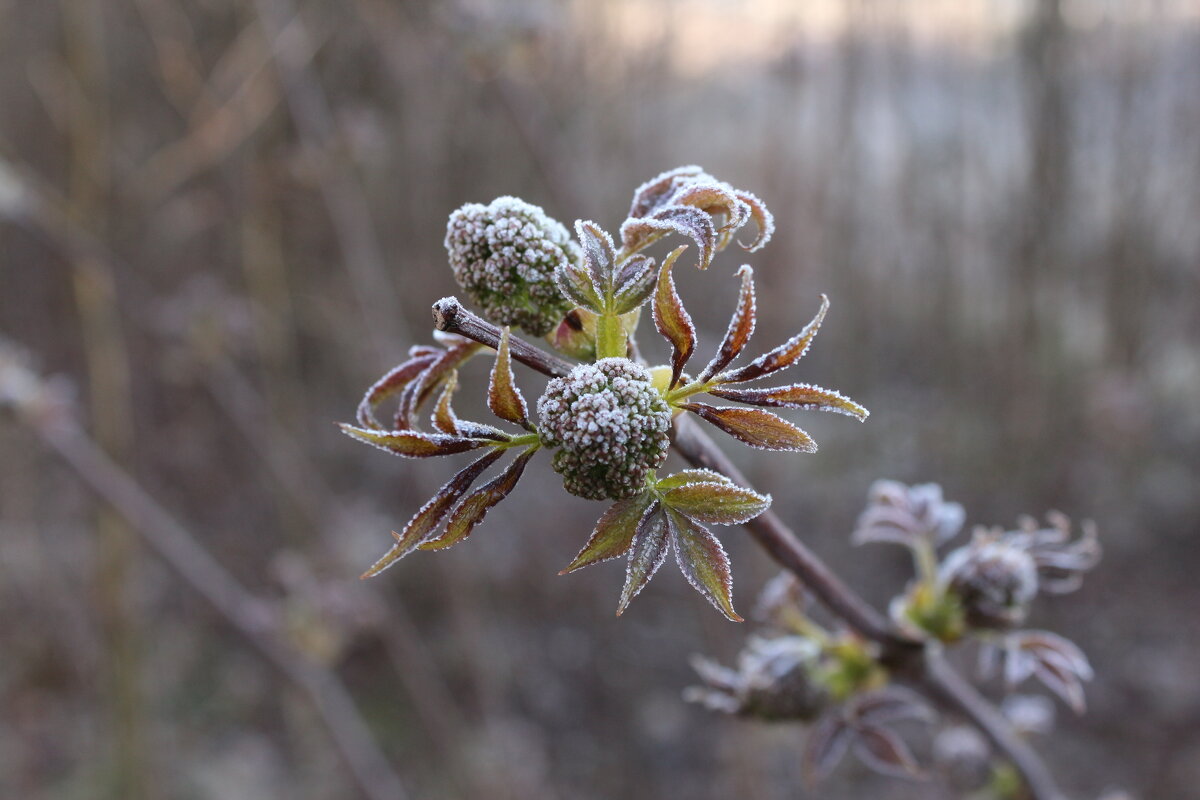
[356,352,438,429]
[698,265,757,382]
[431,371,460,434]
[338,423,489,458]
[617,502,670,616]
[662,481,771,525]
[652,247,694,389]
[420,446,537,550]
[720,295,829,385]
[560,491,655,574]
[681,403,816,453]
[360,449,504,578]
[734,190,775,252]
[396,341,484,429]
[627,165,707,220]
[666,508,741,621]
[487,327,531,428]
[708,382,868,421]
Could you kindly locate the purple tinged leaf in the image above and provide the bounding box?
[719,295,830,385]
[662,482,771,526]
[617,502,670,616]
[688,654,741,693]
[356,352,438,429]
[487,327,531,428]
[655,206,718,270]
[576,220,617,296]
[666,508,741,621]
[338,423,489,458]
[431,371,460,434]
[560,492,655,574]
[359,449,505,578]
[708,383,869,421]
[654,469,735,491]
[627,165,707,219]
[610,254,658,314]
[697,265,757,383]
[803,713,853,785]
[1032,658,1088,714]
[555,257,603,312]
[420,446,538,550]
[734,190,775,252]
[850,688,937,727]
[652,246,695,390]
[682,403,817,453]
[396,341,484,429]
[853,725,925,779]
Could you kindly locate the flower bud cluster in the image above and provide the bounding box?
[536,358,671,500]
[445,197,579,336]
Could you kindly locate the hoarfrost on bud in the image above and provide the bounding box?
[536,358,671,500]
[685,635,828,721]
[940,536,1039,630]
[445,196,579,336]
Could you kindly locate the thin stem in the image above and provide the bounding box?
[433,297,572,378]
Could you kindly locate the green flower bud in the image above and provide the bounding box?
[536,358,671,500]
[445,196,579,336]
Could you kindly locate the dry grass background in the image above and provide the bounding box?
[1,1,1198,798]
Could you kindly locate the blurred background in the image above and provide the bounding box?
[1,0,1198,798]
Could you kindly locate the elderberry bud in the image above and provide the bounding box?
[940,537,1039,630]
[536,358,671,500]
[445,197,579,336]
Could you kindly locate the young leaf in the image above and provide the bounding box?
[617,502,670,615]
[396,341,484,429]
[560,491,655,574]
[610,254,658,314]
[662,482,771,525]
[555,257,603,312]
[421,446,538,550]
[625,206,717,271]
[850,688,937,728]
[734,190,775,252]
[488,327,531,428]
[681,403,817,453]
[431,371,460,434]
[356,352,439,429]
[576,220,617,297]
[708,383,868,421]
[360,449,504,578]
[803,713,853,785]
[652,246,694,389]
[697,265,757,383]
[853,725,924,779]
[719,295,829,385]
[627,164,707,220]
[666,508,741,621]
[654,469,735,491]
[338,423,489,458]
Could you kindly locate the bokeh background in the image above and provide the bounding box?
[2,0,1198,798]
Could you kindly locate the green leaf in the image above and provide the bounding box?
[708,382,868,421]
[616,502,669,616]
[651,246,694,389]
[681,403,817,453]
[360,450,504,577]
[662,482,771,525]
[610,254,658,314]
[719,294,829,385]
[488,327,531,428]
[560,491,655,574]
[555,258,603,312]
[575,220,618,297]
[338,423,490,458]
[666,508,741,621]
[654,469,734,491]
[420,446,538,550]
[697,265,756,382]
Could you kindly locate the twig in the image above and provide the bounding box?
[430,296,1069,800]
